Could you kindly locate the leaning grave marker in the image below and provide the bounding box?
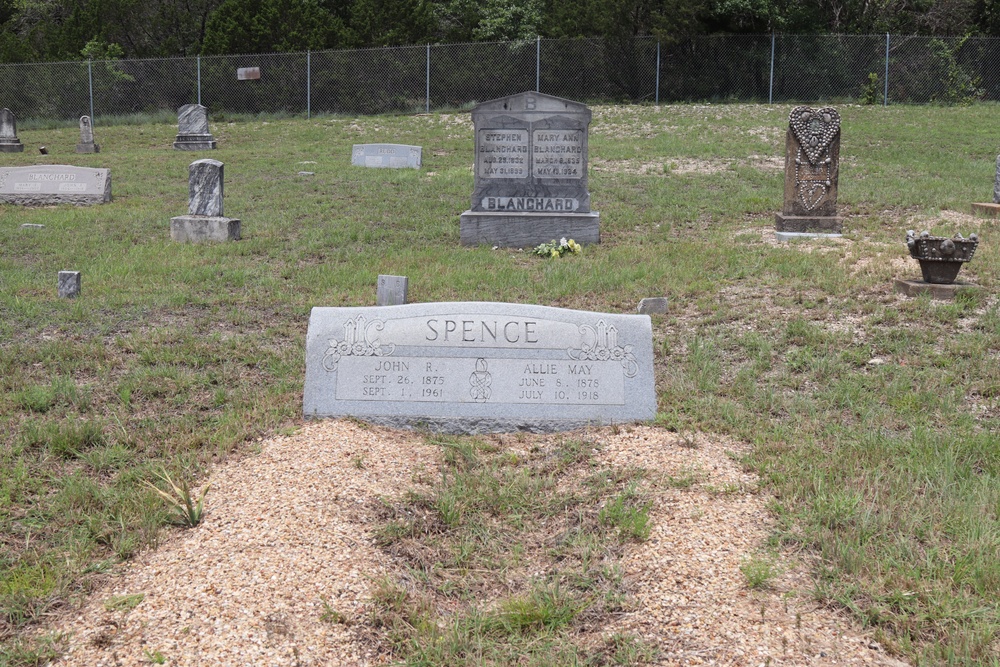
[352,144,422,169]
[775,106,843,239]
[459,92,600,248]
[304,302,655,434]
[0,165,111,205]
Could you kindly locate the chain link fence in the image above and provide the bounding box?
[1,34,998,124]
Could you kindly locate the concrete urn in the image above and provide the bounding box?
[906,230,979,284]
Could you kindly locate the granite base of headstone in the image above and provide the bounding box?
[58,271,80,298]
[459,92,600,248]
[170,159,240,242]
[0,108,24,152]
[173,104,217,150]
[352,144,422,169]
[75,115,100,153]
[304,302,656,434]
[637,297,668,314]
[894,278,979,301]
[0,166,111,205]
[377,275,408,306]
[775,106,843,236]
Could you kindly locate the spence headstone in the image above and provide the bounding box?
[351,144,422,169]
[58,271,81,298]
[0,108,24,152]
[304,302,655,433]
[376,275,408,306]
[75,116,100,153]
[173,104,217,151]
[459,92,600,248]
[0,165,111,205]
[170,159,240,242]
[775,106,843,238]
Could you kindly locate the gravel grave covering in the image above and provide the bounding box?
[47,420,909,666]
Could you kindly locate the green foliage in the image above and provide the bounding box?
[202,0,352,54]
[143,469,211,528]
[929,36,984,106]
[740,554,780,589]
[860,71,880,105]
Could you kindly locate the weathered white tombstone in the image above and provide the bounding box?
[75,116,100,153]
[637,297,668,314]
[170,159,240,242]
[0,165,111,205]
[304,302,656,433]
[58,271,81,298]
[173,104,217,150]
[351,144,422,169]
[775,106,843,239]
[0,108,24,153]
[376,275,408,306]
[459,92,599,248]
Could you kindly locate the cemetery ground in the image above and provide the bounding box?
[0,103,998,665]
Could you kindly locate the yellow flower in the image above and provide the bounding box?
[550,249,559,258]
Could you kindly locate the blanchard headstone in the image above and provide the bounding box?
[459,92,600,248]
[376,275,408,306]
[58,271,81,298]
[0,108,24,153]
[75,116,100,153]
[0,165,111,205]
[304,302,655,433]
[170,159,240,242]
[775,106,843,236]
[351,144,422,169]
[173,104,217,151]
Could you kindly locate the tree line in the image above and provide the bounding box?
[2,0,1000,63]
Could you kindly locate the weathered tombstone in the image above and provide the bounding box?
[376,275,408,306]
[75,116,100,153]
[0,108,24,153]
[775,106,843,239]
[58,271,81,298]
[170,159,240,242]
[459,92,600,248]
[351,144,422,169]
[173,104,217,150]
[304,302,655,433]
[0,165,111,205]
[970,155,1000,217]
[637,297,668,314]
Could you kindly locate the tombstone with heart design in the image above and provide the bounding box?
[775,106,844,235]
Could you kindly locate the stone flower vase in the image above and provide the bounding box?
[906,230,979,284]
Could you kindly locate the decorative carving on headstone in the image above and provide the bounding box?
[321,316,395,371]
[173,104,217,151]
[170,159,240,242]
[76,116,100,153]
[775,106,843,235]
[905,230,979,284]
[0,108,24,153]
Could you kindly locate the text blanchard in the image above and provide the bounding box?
[483,197,579,212]
[28,173,77,181]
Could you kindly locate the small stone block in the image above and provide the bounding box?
[58,271,80,298]
[20,223,45,229]
[775,231,843,242]
[971,203,1000,217]
[637,297,668,314]
[170,216,241,242]
[894,278,979,301]
[376,275,408,306]
[298,171,315,176]
[460,211,600,248]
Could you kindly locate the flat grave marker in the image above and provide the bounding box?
[351,144,422,169]
[0,165,111,205]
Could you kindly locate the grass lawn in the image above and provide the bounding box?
[2,102,1000,665]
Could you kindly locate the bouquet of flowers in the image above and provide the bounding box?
[532,237,582,258]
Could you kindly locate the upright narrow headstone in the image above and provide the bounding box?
[170,159,240,242]
[58,271,81,298]
[304,302,656,433]
[173,104,217,151]
[775,106,843,238]
[351,144,422,169]
[459,92,600,248]
[0,108,24,153]
[376,275,408,306]
[75,116,100,153]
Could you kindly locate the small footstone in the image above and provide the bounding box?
[376,275,408,306]
[894,278,979,301]
[298,171,315,176]
[58,271,80,298]
[21,223,45,229]
[637,297,668,314]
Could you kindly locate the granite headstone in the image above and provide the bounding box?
[0,108,24,153]
[352,144,422,169]
[459,92,600,248]
[58,271,81,298]
[775,106,843,237]
[304,302,655,433]
[75,116,100,153]
[173,104,217,150]
[170,159,240,242]
[376,275,408,306]
[0,165,111,205]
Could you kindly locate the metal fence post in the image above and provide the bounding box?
[306,50,311,119]
[197,56,201,106]
[883,33,890,107]
[536,35,541,92]
[655,41,660,104]
[88,59,94,123]
[769,33,775,104]
[426,43,431,113]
